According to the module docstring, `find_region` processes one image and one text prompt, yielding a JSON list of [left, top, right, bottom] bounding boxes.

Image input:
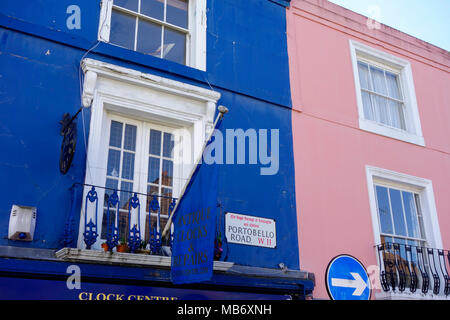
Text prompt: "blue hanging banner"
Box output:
[[170, 119, 223, 285]]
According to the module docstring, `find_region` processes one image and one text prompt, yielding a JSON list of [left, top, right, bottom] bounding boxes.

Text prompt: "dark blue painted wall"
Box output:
[[0, 29, 87, 249], [206, 0, 292, 107], [0, 0, 299, 269], [216, 91, 298, 268]]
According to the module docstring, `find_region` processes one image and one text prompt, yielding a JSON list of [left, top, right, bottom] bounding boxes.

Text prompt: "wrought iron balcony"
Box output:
[[376, 242, 450, 297], [64, 183, 176, 255]]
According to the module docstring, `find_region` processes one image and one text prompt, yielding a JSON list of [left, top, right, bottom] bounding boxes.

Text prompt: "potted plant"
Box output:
[[101, 242, 109, 252], [214, 235, 223, 261], [116, 238, 128, 253]]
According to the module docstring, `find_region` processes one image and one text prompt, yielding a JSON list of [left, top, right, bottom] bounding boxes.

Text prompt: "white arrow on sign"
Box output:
[[331, 272, 368, 296]]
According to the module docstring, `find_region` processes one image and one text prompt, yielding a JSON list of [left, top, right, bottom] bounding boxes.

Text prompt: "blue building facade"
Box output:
[[0, 0, 313, 299]]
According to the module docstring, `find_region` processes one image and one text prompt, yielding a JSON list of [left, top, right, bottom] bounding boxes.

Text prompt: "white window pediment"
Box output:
[[77, 58, 220, 249], [81, 58, 218, 118]]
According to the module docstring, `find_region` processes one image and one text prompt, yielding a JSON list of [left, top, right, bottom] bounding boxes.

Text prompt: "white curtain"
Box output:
[[358, 62, 374, 120], [358, 61, 406, 130], [385, 71, 401, 100]]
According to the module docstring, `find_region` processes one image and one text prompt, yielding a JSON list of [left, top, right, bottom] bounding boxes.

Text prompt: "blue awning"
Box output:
[[0, 246, 315, 299]]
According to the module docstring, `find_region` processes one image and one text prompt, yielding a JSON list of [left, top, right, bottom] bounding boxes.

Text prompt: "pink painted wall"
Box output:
[[287, 0, 450, 299]]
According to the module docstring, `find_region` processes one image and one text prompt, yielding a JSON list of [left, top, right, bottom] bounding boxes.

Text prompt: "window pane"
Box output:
[[104, 178, 119, 207], [147, 185, 160, 213], [144, 213, 150, 242], [107, 149, 121, 178], [118, 210, 129, 241], [387, 100, 406, 130], [161, 187, 172, 199], [372, 95, 389, 125], [406, 239, 422, 284], [147, 184, 159, 196], [386, 71, 401, 100], [114, 0, 139, 12], [370, 65, 388, 96], [136, 19, 162, 57], [160, 187, 173, 216], [121, 152, 135, 180], [110, 9, 136, 50], [162, 159, 173, 187], [402, 191, 421, 239], [361, 91, 374, 121], [357, 61, 371, 90], [140, 0, 164, 21], [149, 129, 162, 155], [103, 177, 119, 238], [166, 0, 188, 28], [149, 214, 158, 231], [149, 213, 160, 230], [163, 28, 186, 64], [381, 235, 393, 245], [159, 213, 169, 231], [393, 237, 408, 266], [415, 195, 426, 240], [389, 188, 407, 237], [124, 124, 137, 151], [101, 208, 116, 239], [163, 132, 174, 158], [105, 178, 119, 192], [109, 121, 123, 148], [148, 156, 160, 184], [120, 181, 133, 210], [376, 186, 393, 234]]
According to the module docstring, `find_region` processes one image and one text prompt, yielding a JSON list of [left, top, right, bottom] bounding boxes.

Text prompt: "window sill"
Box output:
[[375, 291, 450, 300], [359, 118, 425, 146], [55, 248, 234, 272]]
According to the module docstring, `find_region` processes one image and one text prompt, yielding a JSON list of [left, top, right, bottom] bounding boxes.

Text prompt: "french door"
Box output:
[[100, 113, 182, 243]]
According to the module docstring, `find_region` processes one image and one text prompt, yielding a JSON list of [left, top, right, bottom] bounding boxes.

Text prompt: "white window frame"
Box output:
[[350, 40, 424, 146], [77, 58, 220, 249], [366, 166, 442, 250], [99, 113, 182, 242], [98, 0, 207, 71], [365, 166, 446, 299]]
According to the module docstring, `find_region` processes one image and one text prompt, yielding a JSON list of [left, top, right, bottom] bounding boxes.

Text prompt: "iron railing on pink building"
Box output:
[[376, 242, 450, 296]]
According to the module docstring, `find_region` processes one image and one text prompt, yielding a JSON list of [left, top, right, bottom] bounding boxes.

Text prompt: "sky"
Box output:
[[328, 0, 450, 52]]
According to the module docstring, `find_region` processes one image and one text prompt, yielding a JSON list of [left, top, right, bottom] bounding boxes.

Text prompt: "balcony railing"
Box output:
[[376, 242, 450, 297], [64, 183, 177, 255]]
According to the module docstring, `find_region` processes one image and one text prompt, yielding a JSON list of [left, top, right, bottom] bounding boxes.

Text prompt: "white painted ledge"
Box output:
[[55, 248, 234, 272]]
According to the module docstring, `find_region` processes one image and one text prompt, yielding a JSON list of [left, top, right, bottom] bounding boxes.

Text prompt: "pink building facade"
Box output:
[[287, 0, 450, 299]]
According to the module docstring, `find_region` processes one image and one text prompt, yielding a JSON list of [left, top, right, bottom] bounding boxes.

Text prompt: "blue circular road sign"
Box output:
[[325, 254, 371, 300]]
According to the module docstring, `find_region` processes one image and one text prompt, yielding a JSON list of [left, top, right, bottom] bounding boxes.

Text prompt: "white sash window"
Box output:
[[98, 0, 207, 70], [350, 40, 424, 146]]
